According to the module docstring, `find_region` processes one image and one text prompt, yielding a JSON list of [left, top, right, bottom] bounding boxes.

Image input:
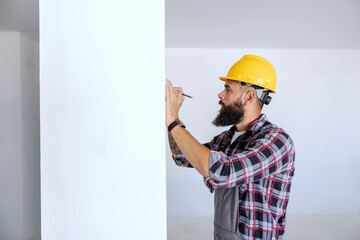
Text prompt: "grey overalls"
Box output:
[[213, 129, 246, 240], [212, 129, 284, 240], [214, 186, 244, 240]]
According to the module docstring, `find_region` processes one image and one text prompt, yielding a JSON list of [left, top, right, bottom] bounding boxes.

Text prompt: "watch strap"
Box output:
[[168, 119, 185, 133]]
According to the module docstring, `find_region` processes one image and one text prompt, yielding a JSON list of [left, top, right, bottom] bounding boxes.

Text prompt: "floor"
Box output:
[[168, 215, 360, 240]]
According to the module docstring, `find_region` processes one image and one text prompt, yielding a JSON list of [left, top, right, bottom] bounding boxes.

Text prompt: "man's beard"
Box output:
[[212, 99, 244, 127]]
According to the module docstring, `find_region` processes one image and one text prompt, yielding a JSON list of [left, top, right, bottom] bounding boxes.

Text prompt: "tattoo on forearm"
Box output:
[[168, 133, 181, 156]]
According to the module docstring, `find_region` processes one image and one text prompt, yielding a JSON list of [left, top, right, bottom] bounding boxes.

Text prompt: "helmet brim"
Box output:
[[219, 76, 227, 81]]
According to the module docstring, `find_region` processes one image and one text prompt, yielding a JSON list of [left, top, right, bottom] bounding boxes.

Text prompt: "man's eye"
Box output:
[[226, 88, 230, 92]]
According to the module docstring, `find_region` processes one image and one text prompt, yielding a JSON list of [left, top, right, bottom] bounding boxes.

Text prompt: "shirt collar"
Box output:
[[248, 114, 268, 135], [227, 114, 268, 137]]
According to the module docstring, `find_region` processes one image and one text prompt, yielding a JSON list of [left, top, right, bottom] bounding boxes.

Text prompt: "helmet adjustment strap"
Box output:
[[259, 92, 272, 105], [239, 81, 272, 105]]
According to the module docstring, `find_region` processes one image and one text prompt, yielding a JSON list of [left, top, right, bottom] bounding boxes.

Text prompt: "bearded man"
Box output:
[[165, 55, 295, 240]]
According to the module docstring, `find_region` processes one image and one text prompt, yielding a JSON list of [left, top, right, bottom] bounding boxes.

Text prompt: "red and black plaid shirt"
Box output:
[[173, 114, 295, 240]]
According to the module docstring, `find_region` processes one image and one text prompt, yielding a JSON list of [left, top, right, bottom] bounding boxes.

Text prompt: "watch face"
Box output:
[[178, 120, 185, 127]]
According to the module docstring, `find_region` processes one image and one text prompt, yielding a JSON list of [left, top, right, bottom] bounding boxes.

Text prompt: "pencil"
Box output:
[[182, 93, 193, 99]]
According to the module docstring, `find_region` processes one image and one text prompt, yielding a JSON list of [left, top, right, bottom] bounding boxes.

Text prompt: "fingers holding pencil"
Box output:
[[166, 79, 193, 99], [173, 86, 193, 99]]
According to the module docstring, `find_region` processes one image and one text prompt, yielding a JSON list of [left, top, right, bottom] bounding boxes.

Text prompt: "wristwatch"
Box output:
[[168, 119, 186, 133]]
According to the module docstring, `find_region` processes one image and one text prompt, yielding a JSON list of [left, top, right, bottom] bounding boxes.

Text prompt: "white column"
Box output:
[[40, 0, 166, 239]]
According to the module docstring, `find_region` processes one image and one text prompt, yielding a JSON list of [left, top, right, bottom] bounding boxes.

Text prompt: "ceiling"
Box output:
[[166, 0, 360, 48], [1, 0, 359, 48], [0, 0, 39, 40]]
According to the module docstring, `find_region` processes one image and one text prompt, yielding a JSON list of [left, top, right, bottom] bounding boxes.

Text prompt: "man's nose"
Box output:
[[218, 90, 225, 100]]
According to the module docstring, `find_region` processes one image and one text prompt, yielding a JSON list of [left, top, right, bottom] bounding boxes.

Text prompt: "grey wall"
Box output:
[[0, 31, 22, 240], [165, 48, 360, 217], [0, 31, 40, 240], [20, 33, 40, 240]]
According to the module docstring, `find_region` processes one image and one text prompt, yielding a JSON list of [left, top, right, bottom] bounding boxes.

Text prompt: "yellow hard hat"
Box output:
[[219, 55, 276, 93]]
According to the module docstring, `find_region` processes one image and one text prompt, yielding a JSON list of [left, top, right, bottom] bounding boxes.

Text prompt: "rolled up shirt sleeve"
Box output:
[[172, 142, 212, 168], [172, 151, 193, 168], [204, 129, 295, 192]]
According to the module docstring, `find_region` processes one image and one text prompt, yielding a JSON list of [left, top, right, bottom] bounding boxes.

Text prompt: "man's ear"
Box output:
[[243, 89, 255, 106]]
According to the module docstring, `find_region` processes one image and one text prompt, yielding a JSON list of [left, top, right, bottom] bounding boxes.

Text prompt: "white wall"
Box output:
[[40, 0, 166, 239], [0, 31, 40, 240], [166, 48, 360, 217]]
